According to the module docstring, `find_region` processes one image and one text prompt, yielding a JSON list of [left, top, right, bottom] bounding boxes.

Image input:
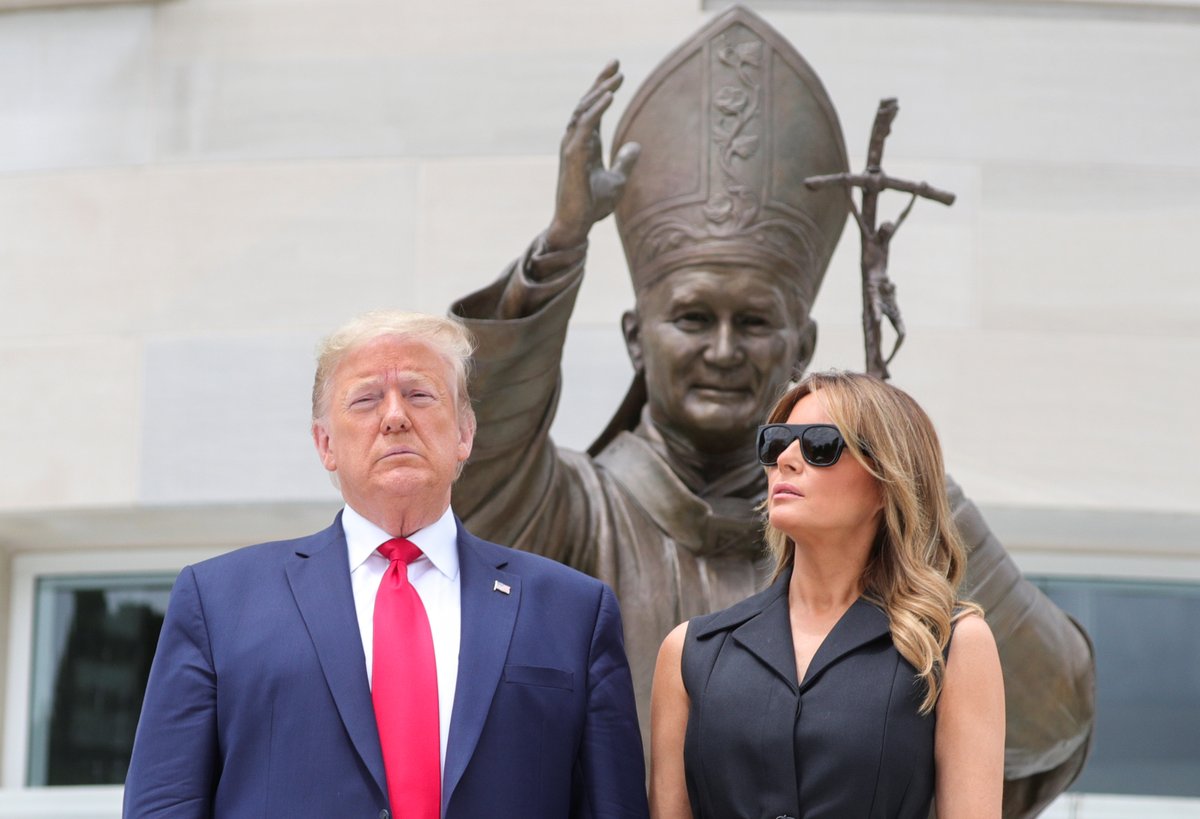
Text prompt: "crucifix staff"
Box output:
[[805, 97, 956, 380]]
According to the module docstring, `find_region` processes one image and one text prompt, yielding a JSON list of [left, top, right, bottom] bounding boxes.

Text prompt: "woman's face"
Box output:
[[766, 391, 884, 548]]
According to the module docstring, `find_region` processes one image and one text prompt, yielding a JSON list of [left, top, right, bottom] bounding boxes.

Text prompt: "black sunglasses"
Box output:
[[756, 423, 852, 467]]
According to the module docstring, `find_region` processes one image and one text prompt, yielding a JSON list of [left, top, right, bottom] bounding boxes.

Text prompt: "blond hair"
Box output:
[[312, 310, 476, 425], [764, 370, 979, 714]]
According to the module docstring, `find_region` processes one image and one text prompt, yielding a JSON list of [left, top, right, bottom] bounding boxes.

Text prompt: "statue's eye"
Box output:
[[674, 310, 710, 329]]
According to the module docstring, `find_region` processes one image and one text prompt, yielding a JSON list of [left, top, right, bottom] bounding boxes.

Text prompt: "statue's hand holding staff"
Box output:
[[543, 60, 641, 258]]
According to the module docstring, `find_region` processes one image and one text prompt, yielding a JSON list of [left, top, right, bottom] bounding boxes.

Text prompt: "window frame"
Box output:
[[2, 546, 220, 791], [1004, 518, 1200, 812], [1009, 544, 1200, 584]]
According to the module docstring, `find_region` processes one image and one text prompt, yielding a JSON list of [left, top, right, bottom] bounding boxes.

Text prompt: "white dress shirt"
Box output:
[[343, 504, 461, 779]]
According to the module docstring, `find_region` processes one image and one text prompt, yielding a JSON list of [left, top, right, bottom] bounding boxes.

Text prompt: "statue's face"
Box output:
[[625, 266, 812, 454]]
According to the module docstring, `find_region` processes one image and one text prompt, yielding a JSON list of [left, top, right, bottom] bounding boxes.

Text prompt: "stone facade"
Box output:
[[1, 0, 1198, 815]]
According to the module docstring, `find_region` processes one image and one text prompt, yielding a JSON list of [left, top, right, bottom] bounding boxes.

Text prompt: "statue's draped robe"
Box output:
[[452, 243, 1094, 818]]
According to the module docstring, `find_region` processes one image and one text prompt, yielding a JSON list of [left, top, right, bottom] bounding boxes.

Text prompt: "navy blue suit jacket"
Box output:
[[123, 515, 648, 818]]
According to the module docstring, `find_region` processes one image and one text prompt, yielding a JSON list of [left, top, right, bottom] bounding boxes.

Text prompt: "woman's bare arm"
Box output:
[[649, 622, 694, 819], [935, 613, 1006, 818]]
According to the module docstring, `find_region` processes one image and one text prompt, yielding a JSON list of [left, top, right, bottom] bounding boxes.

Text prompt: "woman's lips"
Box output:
[[772, 482, 803, 498]]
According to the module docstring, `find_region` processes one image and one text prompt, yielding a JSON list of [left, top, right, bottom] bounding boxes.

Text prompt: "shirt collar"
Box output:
[[342, 503, 460, 581]]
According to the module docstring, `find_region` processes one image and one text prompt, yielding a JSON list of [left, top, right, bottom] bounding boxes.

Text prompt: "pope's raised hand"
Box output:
[[544, 60, 641, 254]]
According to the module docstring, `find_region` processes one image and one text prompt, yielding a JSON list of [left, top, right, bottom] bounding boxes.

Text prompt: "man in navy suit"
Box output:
[[123, 311, 648, 819]]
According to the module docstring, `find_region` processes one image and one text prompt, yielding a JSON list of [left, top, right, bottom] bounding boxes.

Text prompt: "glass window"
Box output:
[[27, 574, 174, 786], [1032, 577, 1200, 797]]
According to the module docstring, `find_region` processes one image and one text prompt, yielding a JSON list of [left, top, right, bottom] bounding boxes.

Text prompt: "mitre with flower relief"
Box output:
[[612, 5, 850, 310]]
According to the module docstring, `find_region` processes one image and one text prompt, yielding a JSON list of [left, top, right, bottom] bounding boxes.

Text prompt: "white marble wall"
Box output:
[[1, 0, 1198, 807], [0, 7, 1194, 504]]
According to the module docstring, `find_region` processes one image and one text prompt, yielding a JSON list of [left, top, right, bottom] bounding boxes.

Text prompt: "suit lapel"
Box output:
[[442, 523, 519, 814], [285, 517, 387, 802]]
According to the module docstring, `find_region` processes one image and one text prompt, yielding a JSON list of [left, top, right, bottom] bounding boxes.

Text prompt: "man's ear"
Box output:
[[312, 421, 336, 472], [457, 408, 477, 463], [621, 309, 644, 373], [793, 319, 818, 379]]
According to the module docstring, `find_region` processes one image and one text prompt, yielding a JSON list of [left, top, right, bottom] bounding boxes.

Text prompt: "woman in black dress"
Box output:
[[650, 371, 1004, 819]]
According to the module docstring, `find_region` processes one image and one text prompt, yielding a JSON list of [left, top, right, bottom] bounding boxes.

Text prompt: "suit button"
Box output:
[[379, 811, 390, 819]]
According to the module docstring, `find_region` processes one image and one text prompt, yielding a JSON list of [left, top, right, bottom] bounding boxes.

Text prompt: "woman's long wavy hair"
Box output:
[[764, 370, 980, 714]]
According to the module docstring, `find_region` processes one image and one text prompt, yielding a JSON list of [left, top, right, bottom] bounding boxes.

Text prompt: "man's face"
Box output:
[[625, 266, 810, 454], [312, 335, 474, 530]]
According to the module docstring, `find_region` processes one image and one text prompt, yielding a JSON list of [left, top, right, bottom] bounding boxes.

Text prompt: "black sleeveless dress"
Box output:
[[681, 572, 936, 819]]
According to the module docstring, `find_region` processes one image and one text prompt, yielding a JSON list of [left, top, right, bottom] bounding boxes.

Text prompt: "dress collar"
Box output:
[[693, 570, 892, 693]]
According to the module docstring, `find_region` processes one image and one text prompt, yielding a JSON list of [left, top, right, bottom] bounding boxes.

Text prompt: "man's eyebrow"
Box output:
[[343, 376, 384, 394], [664, 293, 706, 309], [739, 298, 784, 312], [397, 371, 441, 386]]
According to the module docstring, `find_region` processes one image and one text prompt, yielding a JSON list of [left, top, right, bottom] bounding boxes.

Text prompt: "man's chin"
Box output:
[[677, 406, 760, 447], [367, 468, 435, 496]]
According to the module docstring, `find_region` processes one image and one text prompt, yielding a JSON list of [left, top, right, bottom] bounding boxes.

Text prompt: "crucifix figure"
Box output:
[[806, 98, 956, 380]]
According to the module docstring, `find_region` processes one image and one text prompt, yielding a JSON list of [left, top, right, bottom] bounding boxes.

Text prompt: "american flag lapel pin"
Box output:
[[493, 580, 511, 595]]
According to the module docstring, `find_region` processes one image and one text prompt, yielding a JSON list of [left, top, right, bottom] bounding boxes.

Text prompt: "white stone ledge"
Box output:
[[1044, 793, 1200, 818], [720, 0, 1200, 18], [980, 504, 1200, 557], [0, 501, 342, 555], [0, 787, 121, 819], [0, 0, 154, 9]]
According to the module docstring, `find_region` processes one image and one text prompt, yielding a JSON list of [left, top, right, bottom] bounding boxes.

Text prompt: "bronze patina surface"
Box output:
[[451, 8, 1094, 816]]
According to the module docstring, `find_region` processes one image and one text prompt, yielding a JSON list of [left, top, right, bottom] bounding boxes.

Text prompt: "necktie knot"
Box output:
[[378, 537, 422, 566]]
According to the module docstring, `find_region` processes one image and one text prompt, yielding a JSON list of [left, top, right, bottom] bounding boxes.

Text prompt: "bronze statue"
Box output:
[[805, 97, 956, 380], [450, 8, 1093, 817]]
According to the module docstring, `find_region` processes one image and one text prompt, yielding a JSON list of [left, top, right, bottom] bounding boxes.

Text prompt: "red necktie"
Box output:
[[373, 538, 441, 819]]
